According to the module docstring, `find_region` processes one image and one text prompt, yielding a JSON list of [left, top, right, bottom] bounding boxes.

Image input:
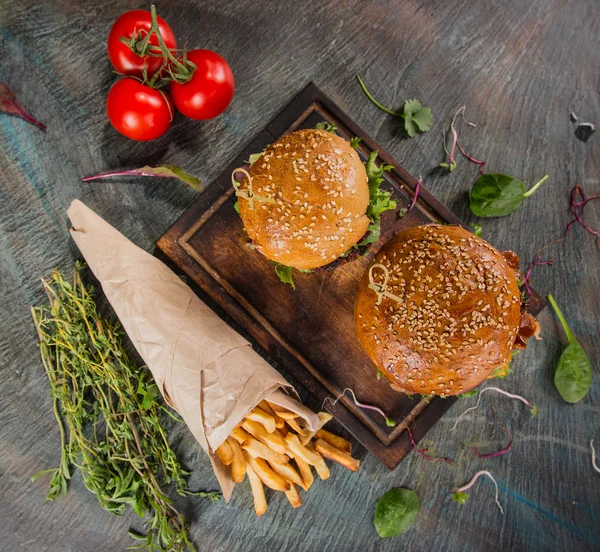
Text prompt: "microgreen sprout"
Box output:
[[408, 176, 423, 212], [522, 255, 554, 295], [451, 387, 537, 431], [533, 184, 600, 258], [440, 106, 482, 173], [0, 82, 47, 131], [325, 388, 396, 427], [406, 427, 454, 464], [473, 425, 513, 458], [591, 440, 600, 474], [453, 470, 504, 514], [82, 164, 204, 191]]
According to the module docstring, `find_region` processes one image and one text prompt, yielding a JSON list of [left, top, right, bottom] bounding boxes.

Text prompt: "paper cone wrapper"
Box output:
[[67, 199, 322, 500]]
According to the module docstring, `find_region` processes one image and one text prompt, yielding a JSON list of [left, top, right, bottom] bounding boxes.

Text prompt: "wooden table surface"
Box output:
[[1, 1, 598, 551]]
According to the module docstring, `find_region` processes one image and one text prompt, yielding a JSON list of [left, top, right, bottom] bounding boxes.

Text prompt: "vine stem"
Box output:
[[456, 470, 504, 514]]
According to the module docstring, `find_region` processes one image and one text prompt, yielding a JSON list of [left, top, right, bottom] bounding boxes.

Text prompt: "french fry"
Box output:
[[293, 456, 314, 491], [267, 402, 298, 420], [305, 441, 330, 480], [246, 407, 277, 433], [215, 439, 234, 466], [243, 437, 289, 465], [243, 419, 286, 454], [258, 400, 275, 416], [268, 459, 304, 488], [315, 429, 352, 454], [244, 451, 290, 491], [228, 437, 246, 483], [277, 424, 289, 438], [300, 411, 334, 445], [284, 433, 322, 466], [245, 459, 267, 516], [231, 426, 251, 445], [286, 417, 307, 436], [314, 438, 360, 472], [284, 482, 302, 508], [274, 414, 285, 428], [317, 411, 333, 425]]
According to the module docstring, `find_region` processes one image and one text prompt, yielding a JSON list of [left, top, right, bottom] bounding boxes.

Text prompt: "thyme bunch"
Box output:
[[30, 263, 220, 551]]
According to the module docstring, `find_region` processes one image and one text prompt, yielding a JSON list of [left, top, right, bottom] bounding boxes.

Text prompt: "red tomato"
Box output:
[[106, 79, 174, 141], [169, 50, 234, 120], [107, 10, 176, 78]]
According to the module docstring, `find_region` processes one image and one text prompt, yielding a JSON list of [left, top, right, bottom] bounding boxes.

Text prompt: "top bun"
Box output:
[[354, 225, 526, 396], [237, 129, 370, 270]]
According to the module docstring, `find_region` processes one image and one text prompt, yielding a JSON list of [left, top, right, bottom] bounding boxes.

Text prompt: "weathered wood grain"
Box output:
[[0, 0, 598, 551]]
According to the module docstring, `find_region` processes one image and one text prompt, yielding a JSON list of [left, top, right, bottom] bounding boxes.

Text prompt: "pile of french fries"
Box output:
[[215, 400, 360, 515]]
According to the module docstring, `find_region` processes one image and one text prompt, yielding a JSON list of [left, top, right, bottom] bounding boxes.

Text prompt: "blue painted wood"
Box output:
[[0, 1, 598, 551]]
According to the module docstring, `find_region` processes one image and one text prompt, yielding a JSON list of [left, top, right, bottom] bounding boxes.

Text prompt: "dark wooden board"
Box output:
[[157, 83, 544, 469]]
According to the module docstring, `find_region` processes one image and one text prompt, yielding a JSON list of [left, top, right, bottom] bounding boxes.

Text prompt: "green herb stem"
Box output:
[[31, 264, 219, 550], [547, 293, 574, 342], [356, 75, 403, 117], [523, 174, 549, 197]]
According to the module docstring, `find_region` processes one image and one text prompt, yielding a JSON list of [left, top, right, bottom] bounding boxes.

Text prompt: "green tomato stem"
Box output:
[[547, 293, 575, 343], [356, 75, 403, 117], [149, 5, 188, 75], [523, 174, 549, 197]]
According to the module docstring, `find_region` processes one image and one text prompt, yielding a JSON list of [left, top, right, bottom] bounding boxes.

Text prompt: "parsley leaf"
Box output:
[[402, 99, 434, 138], [274, 264, 296, 289], [315, 121, 337, 134]]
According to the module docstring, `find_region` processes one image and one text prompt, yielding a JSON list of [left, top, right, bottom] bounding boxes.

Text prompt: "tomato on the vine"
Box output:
[[106, 78, 174, 141], [169, 50, 234, 120], [107, 10, 176, 78]]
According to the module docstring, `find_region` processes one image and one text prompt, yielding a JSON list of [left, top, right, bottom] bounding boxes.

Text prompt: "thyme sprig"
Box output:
[[30, 263, 220, 551]]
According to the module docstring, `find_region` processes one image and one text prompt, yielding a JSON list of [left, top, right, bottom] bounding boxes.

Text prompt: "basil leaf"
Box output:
[[548, 294, 592, 403], [469, 174, 548, 217], [374, 488, 419, 538]]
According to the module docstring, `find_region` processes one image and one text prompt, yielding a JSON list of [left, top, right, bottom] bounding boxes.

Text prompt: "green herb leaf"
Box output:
[[376, 369, 383, 381], [473, 224, 483, 237], [233, 201, 240, 214], [452, 491, 469, 505], [547, 294, 592, 403], [350, 136, 362, 148], [457, 389, 478, 398], [361, 151, 396, 244], [385, 417, 396, 427], [31, 264, 219, 550], [248, 152, 263, 166], [469, 174, 549, 217], [274, 264, 296, 289], [374, 488, 419, 538], [401, 99, 434, 138], [315, 121, 337, 134], [397, 208, 408, 219]]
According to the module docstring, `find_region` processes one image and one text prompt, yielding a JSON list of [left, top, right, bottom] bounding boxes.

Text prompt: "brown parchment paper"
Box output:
[[67, 199, 322, 501]]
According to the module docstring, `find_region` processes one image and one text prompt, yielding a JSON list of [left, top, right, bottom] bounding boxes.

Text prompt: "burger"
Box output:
[[233, 125, 396, 286], [354, 224, 540, 396]]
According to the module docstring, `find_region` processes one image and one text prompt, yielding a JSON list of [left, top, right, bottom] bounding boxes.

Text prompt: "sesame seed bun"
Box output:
[[237, 129, 370, 270], [354, 224, 526, 396]]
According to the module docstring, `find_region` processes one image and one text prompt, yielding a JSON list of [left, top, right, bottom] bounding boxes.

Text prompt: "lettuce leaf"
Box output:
[[362, 151, 396, 244], [274, 264, 295, 289]]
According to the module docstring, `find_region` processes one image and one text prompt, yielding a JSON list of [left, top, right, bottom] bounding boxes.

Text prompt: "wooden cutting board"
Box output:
[[156, 83, 545, 469]]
